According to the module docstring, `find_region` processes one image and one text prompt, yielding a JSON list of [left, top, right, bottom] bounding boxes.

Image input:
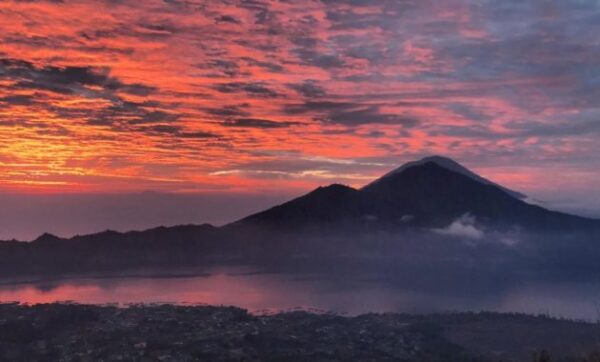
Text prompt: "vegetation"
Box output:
[[1, 303, 600, 361]]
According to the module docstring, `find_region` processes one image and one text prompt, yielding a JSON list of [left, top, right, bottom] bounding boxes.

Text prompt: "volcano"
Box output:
[[234, 156, 599, 232]]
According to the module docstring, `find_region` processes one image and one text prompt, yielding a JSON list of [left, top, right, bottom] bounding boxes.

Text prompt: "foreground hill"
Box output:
[[1, 303, 599, 362]]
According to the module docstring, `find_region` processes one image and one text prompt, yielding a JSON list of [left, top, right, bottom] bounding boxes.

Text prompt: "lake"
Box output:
[[1, 266, 600, 321]]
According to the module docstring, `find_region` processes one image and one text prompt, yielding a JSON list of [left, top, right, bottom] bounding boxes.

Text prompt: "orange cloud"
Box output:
[[0, 0, 599, 198]]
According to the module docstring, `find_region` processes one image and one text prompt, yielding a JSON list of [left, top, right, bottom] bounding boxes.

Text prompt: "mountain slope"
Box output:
[[233, 184, 364, 231], [362, 161, 594, 229]]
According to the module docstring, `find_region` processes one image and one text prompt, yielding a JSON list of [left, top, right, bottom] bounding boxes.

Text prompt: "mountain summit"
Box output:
[[235, 156, 597, 232], [363, 156, 526, 200]]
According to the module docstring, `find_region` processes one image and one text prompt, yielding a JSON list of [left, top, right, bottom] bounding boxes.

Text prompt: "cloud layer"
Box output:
[[0, 0, 599, 211]]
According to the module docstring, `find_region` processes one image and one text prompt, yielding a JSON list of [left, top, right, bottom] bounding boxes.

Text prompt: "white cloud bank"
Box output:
[[434, 213, 484, 240]]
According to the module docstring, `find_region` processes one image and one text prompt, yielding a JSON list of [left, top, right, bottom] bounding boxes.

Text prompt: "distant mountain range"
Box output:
[[1, 156, 599, 277]]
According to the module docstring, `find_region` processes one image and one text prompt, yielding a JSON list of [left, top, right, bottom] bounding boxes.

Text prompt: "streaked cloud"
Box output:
[[0, 0, 598, 208]]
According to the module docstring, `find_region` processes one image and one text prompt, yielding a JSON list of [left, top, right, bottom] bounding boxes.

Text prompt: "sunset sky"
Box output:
[[1, 0, 600, 239]]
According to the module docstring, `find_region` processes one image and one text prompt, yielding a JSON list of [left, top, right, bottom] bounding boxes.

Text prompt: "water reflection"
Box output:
[[1, 267, 600, 321]]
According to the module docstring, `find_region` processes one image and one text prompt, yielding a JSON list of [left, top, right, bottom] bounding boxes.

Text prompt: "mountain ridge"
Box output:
[[2, 155, 599, 277], [4, 155, 600, 243]]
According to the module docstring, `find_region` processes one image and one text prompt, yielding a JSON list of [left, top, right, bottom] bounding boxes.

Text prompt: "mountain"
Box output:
[[2, 155, 599, 277], [234, 156, 599, 232]]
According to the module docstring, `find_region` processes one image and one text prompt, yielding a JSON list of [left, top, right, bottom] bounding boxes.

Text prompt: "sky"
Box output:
[[1, 0, 600, 240]]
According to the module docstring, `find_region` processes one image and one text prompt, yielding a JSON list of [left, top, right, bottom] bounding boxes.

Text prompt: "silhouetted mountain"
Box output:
[[234, 156, 599, 232], [364, 161, 598, 230], [1, 155, 599, 277]]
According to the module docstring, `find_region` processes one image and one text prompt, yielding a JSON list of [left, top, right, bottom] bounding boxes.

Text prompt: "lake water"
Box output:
[[1, 266, 600, 321]]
